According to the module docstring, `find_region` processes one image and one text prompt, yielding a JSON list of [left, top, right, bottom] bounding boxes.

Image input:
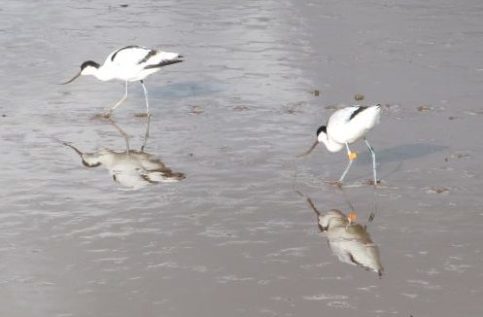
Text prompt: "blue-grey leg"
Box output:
[[140, 80, 150, 115], [106, 81, 128, 116], [364, 138, 378, 185], [338, 143, 354, 183]]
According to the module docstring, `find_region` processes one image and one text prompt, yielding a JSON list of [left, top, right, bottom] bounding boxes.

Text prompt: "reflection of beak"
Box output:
[[62, 142, 83, 157], [62, 142, 101, 168], [60, 70, 81, 85], [297, 140, 319, 158]]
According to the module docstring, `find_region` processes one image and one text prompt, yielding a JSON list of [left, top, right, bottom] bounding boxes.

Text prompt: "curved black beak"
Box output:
[[60, 70, 81, 85], [297, 140, 319, 158]]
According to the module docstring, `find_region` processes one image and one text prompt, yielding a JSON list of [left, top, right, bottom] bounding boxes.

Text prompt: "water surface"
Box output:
[[1, 1, 483, 316]]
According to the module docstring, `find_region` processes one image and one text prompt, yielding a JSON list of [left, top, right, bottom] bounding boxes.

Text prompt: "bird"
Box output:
[[299, 104, 382, 185], [304, 196, 383, 277], [61, 45, 183, 117]]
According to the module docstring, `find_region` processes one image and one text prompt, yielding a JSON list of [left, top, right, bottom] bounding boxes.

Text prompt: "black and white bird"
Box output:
[[62, 45, 183, 117], [300, 104, 382, 185]]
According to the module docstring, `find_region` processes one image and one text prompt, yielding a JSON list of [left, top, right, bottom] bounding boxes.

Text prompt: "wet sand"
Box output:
[[1, 1, 483, 316]]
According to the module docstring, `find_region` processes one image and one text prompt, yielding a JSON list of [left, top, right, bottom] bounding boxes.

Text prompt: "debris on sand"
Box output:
[[283, 101, 306, 114], [233, 105, 249, 112], [426, 187, 450, 194], [444, 152, 470, 162], [417, 105, 433, 112], [325, 104, 339, 110], [189, 105, 204, 115]]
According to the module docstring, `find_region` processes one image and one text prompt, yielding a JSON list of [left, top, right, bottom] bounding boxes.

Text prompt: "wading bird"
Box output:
[[299, 104, 382, 185], [62, 45, 183, 117]]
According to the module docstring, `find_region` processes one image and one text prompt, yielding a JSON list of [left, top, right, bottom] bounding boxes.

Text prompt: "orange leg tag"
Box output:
[[347, 211, 358, 224], [348, 151, 358, 161]]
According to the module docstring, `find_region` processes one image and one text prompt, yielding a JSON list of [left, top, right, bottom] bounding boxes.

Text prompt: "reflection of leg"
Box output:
[[141, 115, 151, 152], [105, 81, 128, 116], [108, 118, 131, 152], [140, 80, 150, 115], [364, 138, 377, 185], [338, 143, 354, 183], [338, 186, 356, 213]]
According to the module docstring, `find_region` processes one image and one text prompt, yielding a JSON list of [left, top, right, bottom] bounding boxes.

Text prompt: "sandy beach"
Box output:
[[1, 1, 483, 316]]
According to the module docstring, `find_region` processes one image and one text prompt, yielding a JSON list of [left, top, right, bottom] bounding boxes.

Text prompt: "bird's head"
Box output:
[[62, 142, 102, 168], [316, 125, 328, 143], [61, 60, 100, 84], [297, 125, 327, 157], [80, 153, 102, 168], [318, 209, 345, 231], [80, 60, 100, 75]]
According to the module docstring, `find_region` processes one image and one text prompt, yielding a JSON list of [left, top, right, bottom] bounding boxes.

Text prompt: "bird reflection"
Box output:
[[62, 117, 185, 189], [304, 195, 383, 277]]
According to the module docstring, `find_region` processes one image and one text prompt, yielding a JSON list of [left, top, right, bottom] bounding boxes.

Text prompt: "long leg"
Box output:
[[364, 138, 378, 185], [140, 80, 150, 115], [105, 81, 128, 116], [338, 143, 354, 183]]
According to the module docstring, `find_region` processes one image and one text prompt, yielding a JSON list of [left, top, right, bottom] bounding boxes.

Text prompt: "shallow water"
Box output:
[[1, 0, 483, 316]]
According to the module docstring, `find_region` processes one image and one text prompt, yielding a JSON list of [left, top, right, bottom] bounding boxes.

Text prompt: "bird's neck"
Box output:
[[92, 66, 115, 81], [318, 134, 344, 152]]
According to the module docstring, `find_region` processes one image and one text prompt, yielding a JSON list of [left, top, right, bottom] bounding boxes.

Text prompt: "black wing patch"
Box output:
[[141, 174, 158, 184], [111, 45, 140, 61], [144, 59, 183, 69], [348, 252, 365, 268], [349, 106, 368, 121], [138, 49, 157, 64]]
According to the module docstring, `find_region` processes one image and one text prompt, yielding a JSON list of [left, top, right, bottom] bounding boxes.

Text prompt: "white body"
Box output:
[[86, 46, 182, 82], [319, 210, 383, 276], [318, 105, 381, 152]]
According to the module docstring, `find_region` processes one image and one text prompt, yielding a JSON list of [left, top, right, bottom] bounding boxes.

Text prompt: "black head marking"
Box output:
[[82, 159, 101, 168], [80, 60, 100, 70], [316, 125, 327, 137]]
